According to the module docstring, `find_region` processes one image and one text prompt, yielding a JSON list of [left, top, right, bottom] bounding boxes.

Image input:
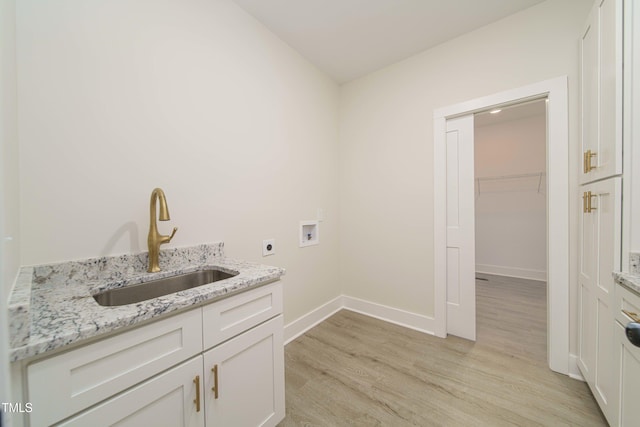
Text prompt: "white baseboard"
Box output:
[[342, 295, 436, 335], [284, 294, 436, 345], [476, 264, 547, 282], [284, 296, 344, 344], [568, 353, 585, 381]]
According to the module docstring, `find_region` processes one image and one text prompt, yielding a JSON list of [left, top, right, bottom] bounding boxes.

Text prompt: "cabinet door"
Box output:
[[616, 321, 640, 426], [58, 356, 205, 427], [580, 0, 623, 184], [204, 315, 284, 427], [577, 177, 621, 425]]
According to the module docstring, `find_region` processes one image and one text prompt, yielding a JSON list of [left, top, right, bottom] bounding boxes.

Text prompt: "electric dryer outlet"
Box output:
[[263, 239, 275, 256]]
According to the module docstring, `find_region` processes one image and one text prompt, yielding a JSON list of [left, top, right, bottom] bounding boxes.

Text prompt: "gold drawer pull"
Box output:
[[623, 310, 640, 323], [194, 375, 201, 412], [584, 150, 597, 173], [587, 191, 596, 212], [583, 191, 597, 214], [212, 364, 219, 399]]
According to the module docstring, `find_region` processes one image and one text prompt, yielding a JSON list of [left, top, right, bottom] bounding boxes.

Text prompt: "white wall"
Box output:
[[1, 0, 19, 413], [339, 0, 590, 354], [475, 113, 547, 281], [1, 0, 19, 298], [16, 0, 341, 324]]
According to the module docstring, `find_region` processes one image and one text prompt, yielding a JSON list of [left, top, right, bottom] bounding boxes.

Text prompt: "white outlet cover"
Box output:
[[263, 239, 275, 256]]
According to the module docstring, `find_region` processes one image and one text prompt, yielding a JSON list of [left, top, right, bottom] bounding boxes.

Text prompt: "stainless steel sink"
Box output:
[[93, 268, 238, 307]]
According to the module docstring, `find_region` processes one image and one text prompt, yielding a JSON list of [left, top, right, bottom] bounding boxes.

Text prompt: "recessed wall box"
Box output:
[[299, 220, 319, 247]]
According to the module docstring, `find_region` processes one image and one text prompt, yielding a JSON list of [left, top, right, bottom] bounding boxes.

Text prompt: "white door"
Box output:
[[577, 177, 621, 425], [445, 115, 476, 341], [204, 315, 285, 427]]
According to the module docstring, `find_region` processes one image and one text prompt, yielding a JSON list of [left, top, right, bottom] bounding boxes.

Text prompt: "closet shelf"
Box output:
[[475, 172, 546, 196]]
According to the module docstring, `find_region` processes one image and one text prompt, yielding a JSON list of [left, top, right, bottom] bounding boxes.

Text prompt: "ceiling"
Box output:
[[231, 0, 546, 83]]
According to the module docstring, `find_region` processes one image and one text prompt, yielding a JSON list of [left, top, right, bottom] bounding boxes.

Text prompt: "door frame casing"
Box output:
[[433, 76, 570, 375]]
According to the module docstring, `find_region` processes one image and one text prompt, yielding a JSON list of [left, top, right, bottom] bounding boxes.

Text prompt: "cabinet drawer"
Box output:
[[615, 282, 640, 326], [28, 309, 203, 427], [202, 281, 282, 349]]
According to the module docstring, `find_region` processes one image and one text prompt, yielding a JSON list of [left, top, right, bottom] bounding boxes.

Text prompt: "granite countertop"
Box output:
[[613, 253, 640, 296], [613, 271, 640, 296], [7, 242, 285, 362]]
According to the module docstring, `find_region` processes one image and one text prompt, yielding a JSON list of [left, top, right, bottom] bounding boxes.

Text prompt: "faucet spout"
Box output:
[[148, 188, 178, 272]]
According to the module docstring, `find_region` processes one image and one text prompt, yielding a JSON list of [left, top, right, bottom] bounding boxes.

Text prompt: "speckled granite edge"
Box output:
[[614, 271, 640, 295], [613, 252, 640, 296], [8, 242, 286, 362], [8, 267, 33, 348], [630, 252, 640, 275]]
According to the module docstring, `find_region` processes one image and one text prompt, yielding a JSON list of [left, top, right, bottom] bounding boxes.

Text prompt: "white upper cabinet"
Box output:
[[580, 0, 623, 184]]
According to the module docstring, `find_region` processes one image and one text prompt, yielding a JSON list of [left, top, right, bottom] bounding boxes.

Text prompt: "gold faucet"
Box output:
[[147, 188, 178, 272]]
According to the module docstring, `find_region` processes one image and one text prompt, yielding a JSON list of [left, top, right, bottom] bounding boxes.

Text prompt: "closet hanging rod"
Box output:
[[475, 171, 546, 196], [475, 171, 545, 181]]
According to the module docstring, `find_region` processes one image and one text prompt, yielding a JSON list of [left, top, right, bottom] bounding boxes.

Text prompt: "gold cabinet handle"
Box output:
[[583, 191, 597, 213], [194, 375, 201, 412], [588, 191, 596, 212], [212, 364, 219, 399], [623, 310, 640, 323], [584, 150, 597, 173]]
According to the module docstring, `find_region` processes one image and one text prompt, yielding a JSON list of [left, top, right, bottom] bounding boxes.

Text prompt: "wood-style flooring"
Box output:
[[278, 274, 607, 426]]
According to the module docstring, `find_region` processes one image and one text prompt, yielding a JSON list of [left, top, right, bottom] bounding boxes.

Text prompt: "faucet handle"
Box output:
[[168, 227, 178, 242]]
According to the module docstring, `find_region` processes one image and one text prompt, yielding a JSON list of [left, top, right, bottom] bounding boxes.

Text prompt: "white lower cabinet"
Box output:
[[614, 283, 640, 426], [615, 321, 640, 426], [20, 281, 284, 427], [60, 315, 284, 427], [204, 316, 284, 427]]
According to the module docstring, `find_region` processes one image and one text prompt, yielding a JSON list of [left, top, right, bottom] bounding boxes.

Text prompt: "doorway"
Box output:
[[474, 99, 548, 362], [474, 100, 547, 282], [433, 77, 570, 375]]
